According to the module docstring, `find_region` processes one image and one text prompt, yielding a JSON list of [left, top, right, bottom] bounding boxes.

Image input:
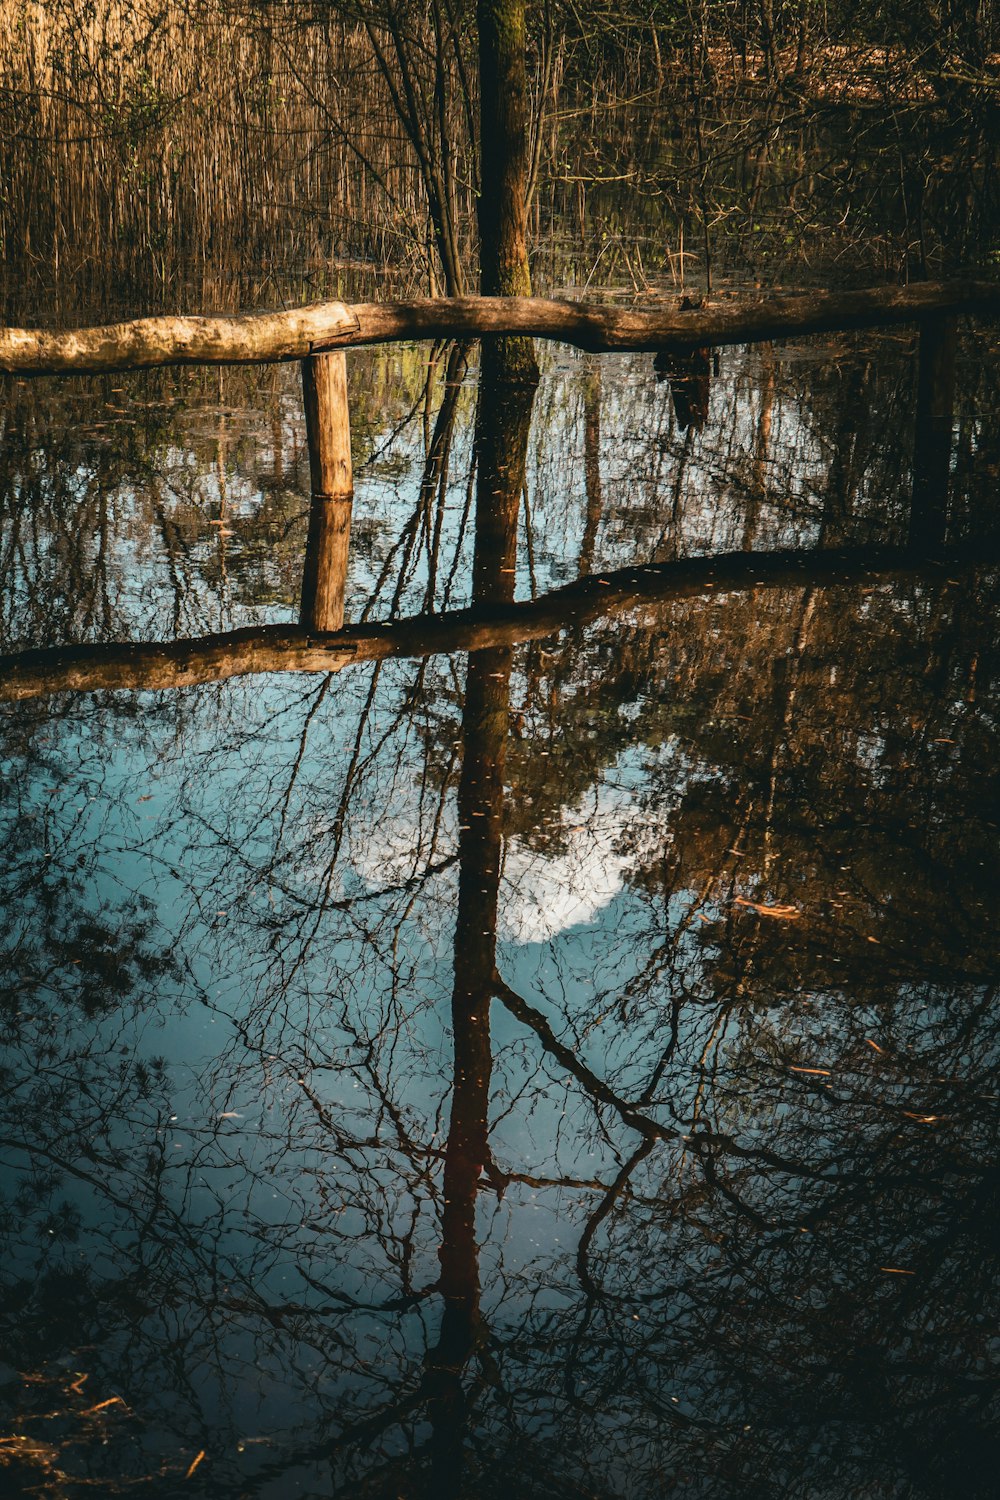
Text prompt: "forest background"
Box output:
[[1, 0, 997, 322]]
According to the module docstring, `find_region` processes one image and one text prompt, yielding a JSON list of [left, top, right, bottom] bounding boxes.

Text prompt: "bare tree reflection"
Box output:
[[1, 339, 999, 1497]]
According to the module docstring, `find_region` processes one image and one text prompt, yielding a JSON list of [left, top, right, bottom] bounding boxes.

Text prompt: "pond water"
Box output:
[[2, 282, 1000, 1495]]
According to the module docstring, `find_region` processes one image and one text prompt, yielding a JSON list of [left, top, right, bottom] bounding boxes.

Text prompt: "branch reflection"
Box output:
[[0, 336, 998, 1499]]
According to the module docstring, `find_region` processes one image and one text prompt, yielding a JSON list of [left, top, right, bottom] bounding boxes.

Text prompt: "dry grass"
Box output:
[[0, 3, 993, 315], [0, 0, 474, 306]]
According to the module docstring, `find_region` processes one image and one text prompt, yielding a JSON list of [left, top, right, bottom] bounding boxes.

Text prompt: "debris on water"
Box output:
[[185, 1449, 206, 1479], [82, 1396, 126, 1415], [734, 897, 800, 919]]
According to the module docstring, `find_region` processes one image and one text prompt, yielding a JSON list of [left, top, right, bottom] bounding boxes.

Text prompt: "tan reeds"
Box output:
[[0, 0, 479, 311]]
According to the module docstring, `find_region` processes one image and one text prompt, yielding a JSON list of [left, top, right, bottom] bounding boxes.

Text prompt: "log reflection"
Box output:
[[3, 543, 995, 703], [654, 345, 713, 432]]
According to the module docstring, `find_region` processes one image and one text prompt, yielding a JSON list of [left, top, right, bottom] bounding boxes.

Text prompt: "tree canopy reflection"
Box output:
[[1, 345, 998, 1497]]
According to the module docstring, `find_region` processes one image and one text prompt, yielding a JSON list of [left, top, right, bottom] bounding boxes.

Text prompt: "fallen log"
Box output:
[[328, 282, 1000, 355], [1, 282, 998, 376], [0, 300, 359, 376], [1, 542, 994, 701]]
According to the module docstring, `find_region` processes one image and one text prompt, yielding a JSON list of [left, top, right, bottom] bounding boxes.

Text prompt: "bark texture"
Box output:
[[3, 283, 998, 375], [476, 0, 538, 381], [0, 301, 358, 375]]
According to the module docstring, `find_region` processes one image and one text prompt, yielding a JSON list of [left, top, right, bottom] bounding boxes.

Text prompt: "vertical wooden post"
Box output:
[[300, 351, 353, 631], [910, 315, 957, 549]]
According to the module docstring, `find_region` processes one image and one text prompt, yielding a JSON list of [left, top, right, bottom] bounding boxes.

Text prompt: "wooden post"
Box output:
[[300, 351, 353, 631], [910, 315, 957, 549]]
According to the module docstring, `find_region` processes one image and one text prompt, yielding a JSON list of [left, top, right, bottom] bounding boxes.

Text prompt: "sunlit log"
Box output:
[[3, 283, 999, 375], [300, 352, 354, 632], [1, 543, 994, 702], [0, 301, 359, 375]]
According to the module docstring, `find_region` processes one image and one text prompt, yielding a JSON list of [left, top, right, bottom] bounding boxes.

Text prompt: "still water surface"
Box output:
[[1, 306, 999, 1496]]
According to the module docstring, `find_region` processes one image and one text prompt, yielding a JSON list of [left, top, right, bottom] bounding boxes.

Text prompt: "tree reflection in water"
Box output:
[[427, 348, 536, 1494], [0, 338, 998, 1498]]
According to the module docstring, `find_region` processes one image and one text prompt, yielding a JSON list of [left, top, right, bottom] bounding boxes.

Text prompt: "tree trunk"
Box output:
[[579, 361, 603, 574], [476, 0, 538, 383]]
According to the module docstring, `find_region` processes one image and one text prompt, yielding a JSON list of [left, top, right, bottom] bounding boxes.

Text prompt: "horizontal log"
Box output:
[[0, 301, 359, 376], [0, 542, 993, 701], [327, 282, 1000, 356], [2, 282, 998, 376]]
